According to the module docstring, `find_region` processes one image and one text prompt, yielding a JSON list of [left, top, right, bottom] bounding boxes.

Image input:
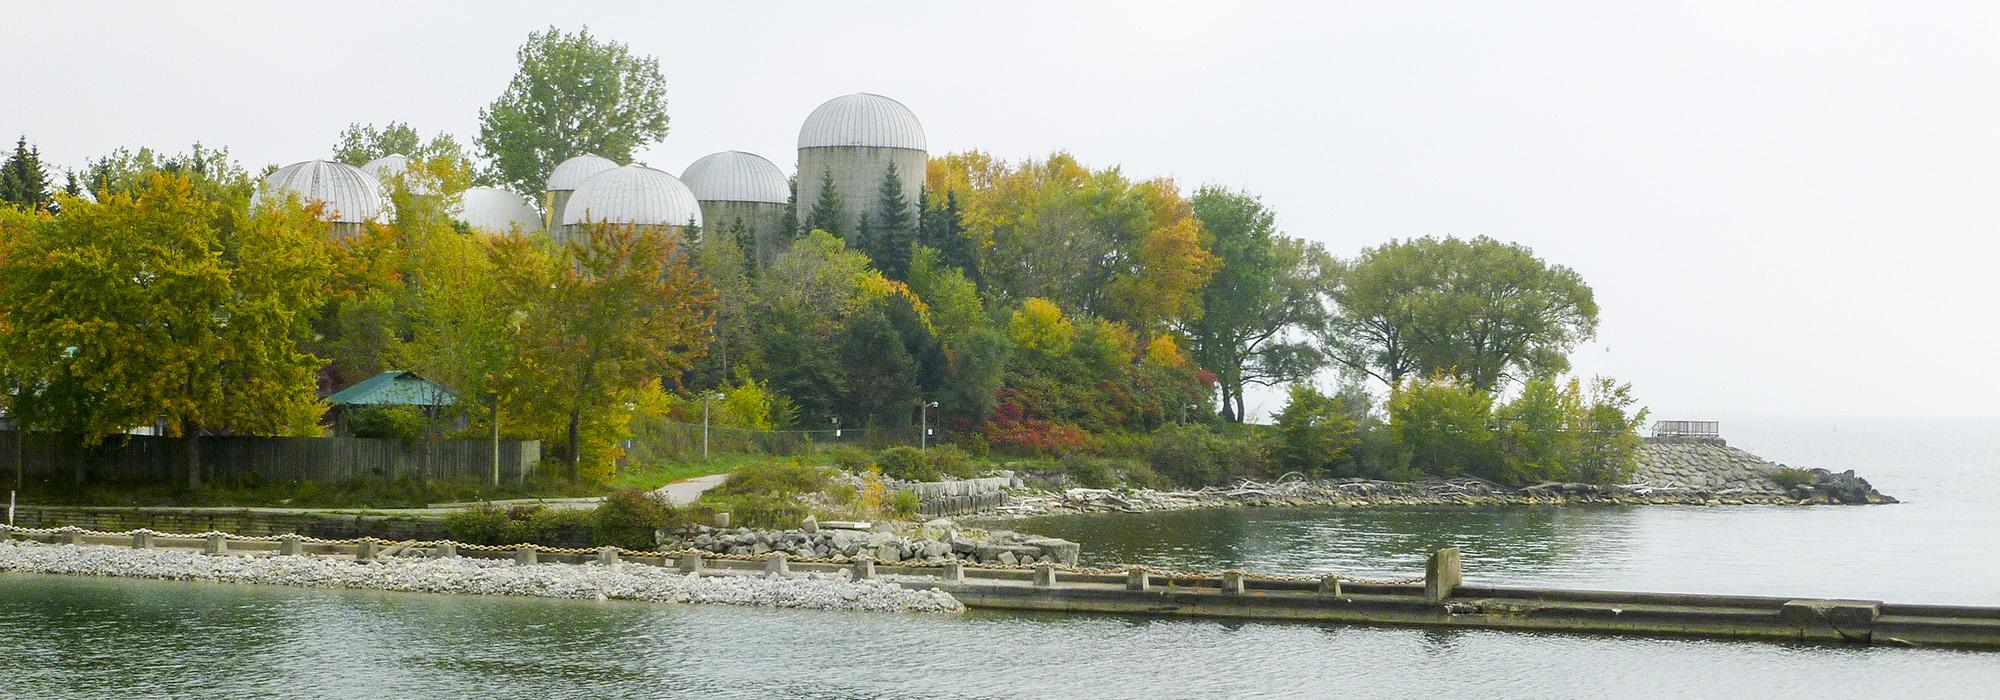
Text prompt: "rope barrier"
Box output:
[[0, 523, 1426, 586]]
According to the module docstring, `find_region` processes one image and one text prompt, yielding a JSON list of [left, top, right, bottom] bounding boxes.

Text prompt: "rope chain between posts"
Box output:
[[0, 524, 1425, 585]]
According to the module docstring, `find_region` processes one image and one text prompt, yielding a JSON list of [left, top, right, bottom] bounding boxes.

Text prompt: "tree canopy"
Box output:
[[476, 26, 671, 197]]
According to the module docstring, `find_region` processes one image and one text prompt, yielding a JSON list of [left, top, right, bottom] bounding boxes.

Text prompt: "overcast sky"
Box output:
[[6, 1, 1995, 420]]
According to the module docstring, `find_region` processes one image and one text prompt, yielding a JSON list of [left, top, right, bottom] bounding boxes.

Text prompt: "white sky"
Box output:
[[7, 1, 1996, 420]]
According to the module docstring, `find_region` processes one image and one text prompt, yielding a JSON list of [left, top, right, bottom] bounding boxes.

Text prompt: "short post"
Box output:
[[278, 535, 303, 557], [431, 542, 457, 559], [712, 512, 731, 529], [940, 559, 964, 583], [1320, 574, 1343, 597], [765, 552, 789, 577], [1220, 570, 1246, 595], [514, 546, 537, 565], [852, 557, 875, 580], [598, 547, 620, 566], [678, 552, 705, 573], [203, 533, 227, 556], [355, 540, 378, 562], [130, 531, 154, 549], [1426, 547, 1462, 602], [1033, 563, 1057, 588], [1126, 565, 1151, 591], [60, 527, 83, 545]]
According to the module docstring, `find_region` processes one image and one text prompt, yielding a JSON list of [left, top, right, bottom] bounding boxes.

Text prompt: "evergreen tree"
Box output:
[[731, 216, 757, 278], [0, 136, 51, 211], [803, 167, 845, 238], [867, 163, 915, 280], [781, 175, 801, 241]]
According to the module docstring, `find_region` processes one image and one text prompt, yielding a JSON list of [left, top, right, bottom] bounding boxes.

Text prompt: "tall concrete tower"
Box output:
[[795, 93, 926, 237], [681, 150, 791, 263], [543, 154, 618, 231], [557, 164, 704, 246]]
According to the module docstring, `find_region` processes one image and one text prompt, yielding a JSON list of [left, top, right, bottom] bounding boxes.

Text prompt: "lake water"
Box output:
[[3, 415, 1997, 699]]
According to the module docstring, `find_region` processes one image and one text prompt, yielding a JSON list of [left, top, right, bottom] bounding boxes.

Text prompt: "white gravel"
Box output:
[[0, 540, 963, 614]]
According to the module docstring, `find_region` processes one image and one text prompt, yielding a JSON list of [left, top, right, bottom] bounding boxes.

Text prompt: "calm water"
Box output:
[[3, 415, 1997, 698]]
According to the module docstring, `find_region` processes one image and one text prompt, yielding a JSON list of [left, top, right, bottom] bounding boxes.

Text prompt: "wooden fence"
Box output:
[[0, 431, 540, 484]]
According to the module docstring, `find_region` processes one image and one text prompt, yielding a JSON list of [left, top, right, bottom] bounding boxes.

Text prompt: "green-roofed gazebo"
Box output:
[[326, 371, 458, 437]]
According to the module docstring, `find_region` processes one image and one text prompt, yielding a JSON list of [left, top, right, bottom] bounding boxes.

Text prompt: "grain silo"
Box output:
[[253, 159, 389, 238], [543, 154, 619, 230], [796, 93, 925, 237], [453, 186, 543, 235], [558, 164, 704, 245], [359, 153, 436, 197], [681, 150, 791, 262]]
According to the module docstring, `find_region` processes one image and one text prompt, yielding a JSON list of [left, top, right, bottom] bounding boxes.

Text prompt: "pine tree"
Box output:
[[781, 175, 802, 242], [803, 167, 845, 238], [919, 187, 978, 286], [868, 163, 915, 279], [0, 136, 51, 211]]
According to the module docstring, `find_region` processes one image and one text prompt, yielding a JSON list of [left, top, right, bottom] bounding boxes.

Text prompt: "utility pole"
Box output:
[[702, 392, 724, 459], [920, 401, 938, 451], [489, 393, 501, 488]]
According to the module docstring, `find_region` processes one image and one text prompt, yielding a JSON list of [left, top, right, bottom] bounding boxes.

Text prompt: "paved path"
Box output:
[[651, 474, 729, 506]]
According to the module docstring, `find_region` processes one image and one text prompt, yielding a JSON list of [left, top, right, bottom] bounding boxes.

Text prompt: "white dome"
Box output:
[[546, 154, 619, 192], [254, 160, 388, 224], [359, 154, 437, 196], [797, 93, 926, 151], [681, 151, 789, 204], [560, 165, 703, 228], [453, 187, 542, 234]]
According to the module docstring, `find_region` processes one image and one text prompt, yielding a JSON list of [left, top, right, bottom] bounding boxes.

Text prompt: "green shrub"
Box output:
[[346, 405, 430, 446], [1047, 455, 1152, 489], [709, 462, 831, 498], [830, 445, 874, 473], [704, 493, 812, 529], [1770, 467, 1816, 490], [875, 446, 938, 481], [443, 504, 592, 547], [1146, 424, 1269, 487], [928, 445, 977, 479], [590, 488, 685, 550], [889, 490, 922, 519]]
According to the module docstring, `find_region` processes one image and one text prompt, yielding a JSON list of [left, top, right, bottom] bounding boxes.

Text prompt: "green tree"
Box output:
[[906, 245, 985, 345], [802, 168, 845, 239], [936, 327, 1011, 427], [1320, 235, 1598, 391], [0, 136, 51, 211], [513, 221, 714, 475], [1574, 377, 1647, 484], [1387, 375, 1499, 480], [1493, 375, 1583, 484], [476, 26, 671, 197], [864, 163, 916, 279], [82, 144, 251, 207], [1182, 187, 1330, 421], [0, 174, 330, 487], [1271, 385, 1362, 476], [836, 301, 921, 427], [919, 188, 978, 285]]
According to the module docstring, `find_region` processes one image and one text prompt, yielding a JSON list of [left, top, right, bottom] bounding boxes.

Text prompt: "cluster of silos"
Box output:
[[679, 151, 789, 262]]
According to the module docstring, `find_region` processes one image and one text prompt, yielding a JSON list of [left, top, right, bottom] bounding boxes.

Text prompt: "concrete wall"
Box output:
[[698, 199, 790, 263], [796, 146, 924, 235]]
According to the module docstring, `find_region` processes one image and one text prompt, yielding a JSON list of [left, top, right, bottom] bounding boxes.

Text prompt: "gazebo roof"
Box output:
[[326, 371, 457, 407]]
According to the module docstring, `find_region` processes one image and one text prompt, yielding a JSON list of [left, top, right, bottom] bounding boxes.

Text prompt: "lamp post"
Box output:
[[920, 401, 939, 450], [702, 392, 724, 460]]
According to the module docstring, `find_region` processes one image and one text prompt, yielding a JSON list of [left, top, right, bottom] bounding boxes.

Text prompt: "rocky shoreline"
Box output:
[[0, 540, 963, 614], [664, 520, 1080, 567]]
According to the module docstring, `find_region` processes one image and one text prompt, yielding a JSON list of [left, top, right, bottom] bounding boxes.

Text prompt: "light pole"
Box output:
[[920, 401, 939, 450], [702, 392, 724, 460]]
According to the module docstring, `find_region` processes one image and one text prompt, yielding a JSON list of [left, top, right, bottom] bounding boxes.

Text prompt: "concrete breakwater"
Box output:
[[665, 521, 1080, 567], [988, 441, 1894, 518], [0, 534, 961, 614]]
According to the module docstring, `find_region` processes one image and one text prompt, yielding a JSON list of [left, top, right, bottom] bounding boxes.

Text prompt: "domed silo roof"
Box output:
[[254, 160, 389, 224], [453, 187, 542, 234], [360, 154, 434, 196], [681, 151, 789, 204], [546, 154, 620, 192], [560, 165, 704, 228], [797, 93, 926, 151]]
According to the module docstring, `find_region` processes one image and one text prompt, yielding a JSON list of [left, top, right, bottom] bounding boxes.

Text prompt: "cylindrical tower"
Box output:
[[681, 150, 791, 262], [253, 159, 389, 238], [359, 153, 437, 197], [796, 92, 926, 237], [544, 154, 619, 230], [454, 186, 543, 235], [558, 165, 704, 245]]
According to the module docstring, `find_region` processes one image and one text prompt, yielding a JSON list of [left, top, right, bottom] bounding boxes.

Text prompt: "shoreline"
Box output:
[[976, 475, 1896, 520], [0, 539, 963, 614]]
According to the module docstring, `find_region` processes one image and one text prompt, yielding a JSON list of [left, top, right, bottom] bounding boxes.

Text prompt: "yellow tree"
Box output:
[[0, 174, 330, 487]]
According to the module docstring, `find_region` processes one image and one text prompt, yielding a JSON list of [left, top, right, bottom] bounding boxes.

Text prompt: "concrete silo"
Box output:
[[558, 165, 704, 245], [796, 92, 926, 237], [543, 154, 619, 230], [453, 186, 543, 235], [359, 153, 437, 197], [253, 160, 390, 238], [681, 150, 791, 262]]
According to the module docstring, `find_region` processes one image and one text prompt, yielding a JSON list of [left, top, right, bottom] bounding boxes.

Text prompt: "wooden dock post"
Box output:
[[1426, 548, 1462, 601]]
